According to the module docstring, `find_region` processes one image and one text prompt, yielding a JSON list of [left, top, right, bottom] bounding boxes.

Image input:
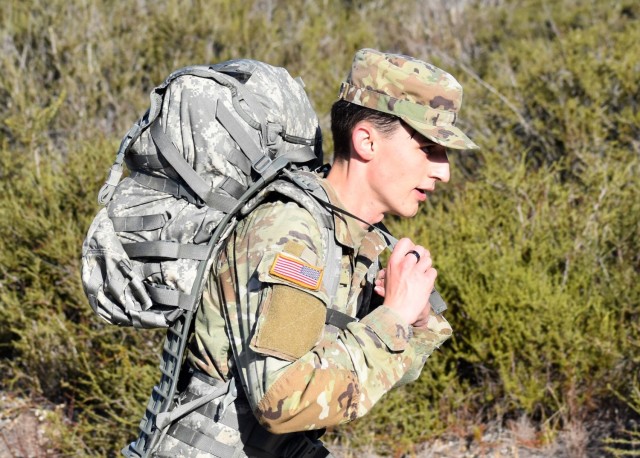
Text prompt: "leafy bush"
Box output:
[[1, 0, 638, 455]]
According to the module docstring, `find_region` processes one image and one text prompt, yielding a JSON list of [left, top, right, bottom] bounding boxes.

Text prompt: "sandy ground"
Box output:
[[1, 394, 54, 458], [330, 422, 594, 458], [1, 393, 636, 457]]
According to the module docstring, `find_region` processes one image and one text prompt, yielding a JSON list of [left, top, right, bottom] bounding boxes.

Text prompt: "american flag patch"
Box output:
[[269, 253, 323, 290]]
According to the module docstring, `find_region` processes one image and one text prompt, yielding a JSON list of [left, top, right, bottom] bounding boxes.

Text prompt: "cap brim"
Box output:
[[402, 117, 479, 150]]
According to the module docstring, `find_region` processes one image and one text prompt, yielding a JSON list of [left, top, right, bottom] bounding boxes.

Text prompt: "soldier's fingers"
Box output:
[[392, 238, 414, 258], [409, 246, 433, 272], [419, 252, 433, 272], [403, 246, 428, 267], [403, 250, 421, 265]]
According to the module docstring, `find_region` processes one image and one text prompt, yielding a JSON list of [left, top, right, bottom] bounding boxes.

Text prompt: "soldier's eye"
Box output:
[[421, 145, 437, 155]]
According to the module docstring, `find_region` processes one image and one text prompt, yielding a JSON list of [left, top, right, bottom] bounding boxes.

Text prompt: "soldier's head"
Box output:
[[327, 49, 479, 220], [331, 48, 478, 161]]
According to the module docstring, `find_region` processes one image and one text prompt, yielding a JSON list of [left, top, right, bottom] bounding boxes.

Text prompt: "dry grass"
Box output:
[[1, 0, 639, 455]]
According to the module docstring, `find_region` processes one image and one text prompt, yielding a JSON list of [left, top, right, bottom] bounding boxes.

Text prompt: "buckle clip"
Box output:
[[253, 155, 273, 175]]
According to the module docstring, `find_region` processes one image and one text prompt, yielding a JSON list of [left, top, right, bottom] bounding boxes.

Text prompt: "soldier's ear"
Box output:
[[351, 121, 376, 161]]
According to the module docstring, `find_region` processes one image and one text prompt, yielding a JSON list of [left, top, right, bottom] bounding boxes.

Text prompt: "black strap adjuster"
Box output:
[[282, 432, 331, 458]]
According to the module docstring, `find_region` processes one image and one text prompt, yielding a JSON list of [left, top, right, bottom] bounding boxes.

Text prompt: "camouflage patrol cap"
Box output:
[[338, 48, 479, 150]]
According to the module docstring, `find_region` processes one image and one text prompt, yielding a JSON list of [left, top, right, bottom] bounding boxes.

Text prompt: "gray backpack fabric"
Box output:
[[81, 60, 322, 329]]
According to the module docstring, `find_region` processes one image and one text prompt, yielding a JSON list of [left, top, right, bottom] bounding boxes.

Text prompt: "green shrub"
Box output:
[[1, 0, 638, 455], [0, 137, 166, 454]]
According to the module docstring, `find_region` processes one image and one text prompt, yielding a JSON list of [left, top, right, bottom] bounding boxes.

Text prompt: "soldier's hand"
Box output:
[[374, 268, 386, 297], [381, 238, 435, 327], [375, 254, 433, 329]]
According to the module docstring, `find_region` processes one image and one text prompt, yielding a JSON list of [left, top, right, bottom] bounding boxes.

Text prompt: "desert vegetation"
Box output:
[[1, 0, 638, 456]]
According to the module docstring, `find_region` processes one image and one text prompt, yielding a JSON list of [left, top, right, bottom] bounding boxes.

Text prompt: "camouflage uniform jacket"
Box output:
[[187, 177, 453, 434]]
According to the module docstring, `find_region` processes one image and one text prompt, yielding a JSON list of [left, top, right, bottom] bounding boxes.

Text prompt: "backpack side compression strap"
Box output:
[[149, 120, 239, 213]]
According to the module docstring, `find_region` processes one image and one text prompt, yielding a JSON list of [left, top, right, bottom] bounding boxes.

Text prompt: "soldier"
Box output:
[[153, 48, 479, 457]]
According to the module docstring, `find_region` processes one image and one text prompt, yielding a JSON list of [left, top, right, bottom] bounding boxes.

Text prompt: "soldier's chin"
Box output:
[[390, 206, 419, 219]]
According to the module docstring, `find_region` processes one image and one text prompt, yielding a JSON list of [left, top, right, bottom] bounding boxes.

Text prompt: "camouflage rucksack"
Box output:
[[81, 60, 324, 456], [82, 60, 322, 329]]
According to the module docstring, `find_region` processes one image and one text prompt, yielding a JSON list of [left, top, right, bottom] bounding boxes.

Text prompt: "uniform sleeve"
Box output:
[[392, 313, 453, 387], [214, 200, 431, 434]]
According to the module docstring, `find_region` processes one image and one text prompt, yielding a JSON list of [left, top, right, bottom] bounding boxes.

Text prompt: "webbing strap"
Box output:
[[125, 153, 166, 171], [206, 68, 267, 132], [130, 158, 246, 207], [166, 423, 237, 457], [154, 379, 237, 457], [215, 102, 270, 174], [148, 120, 212, 199], [123, 241, 209, 260], [155, 380, 230, 431], [145, 285, 195, 310], [322, 225, 342, 307], [226, 148, 252, 176], [179, 392, 247, 431], [325, 308, 356, 329], [110, 214, 166, 232], [130, 172, 200, 206], [141, 262, 162, 279], [427, 290, 448, 315], [98, 123, 143, 205], [206, 191, 238, 214], [149, 121, 238, 213], [220, 176, 247, 200], [149, 120, 211, 202]]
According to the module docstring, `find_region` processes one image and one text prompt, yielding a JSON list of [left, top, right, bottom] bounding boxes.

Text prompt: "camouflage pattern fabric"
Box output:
[[150, 374, 334, 457], [338, 48, 479, 150], [82, 60, 322, 330], [150, 376, 247, 457], [129, 61, 321, 188], [187, 176, 453, 438]]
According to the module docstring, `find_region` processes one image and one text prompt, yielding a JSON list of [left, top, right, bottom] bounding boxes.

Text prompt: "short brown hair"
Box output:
[[330, 99, 400, 161]]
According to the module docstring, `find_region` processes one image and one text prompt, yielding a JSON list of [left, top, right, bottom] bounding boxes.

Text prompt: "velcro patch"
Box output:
[[269, 253, 323, 290], [252, 285, 326, 361]]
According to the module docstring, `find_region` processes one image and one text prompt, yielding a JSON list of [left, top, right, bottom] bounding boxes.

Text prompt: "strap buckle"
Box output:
[[253, 154, 274, 175], [266, 122, 283, 147]]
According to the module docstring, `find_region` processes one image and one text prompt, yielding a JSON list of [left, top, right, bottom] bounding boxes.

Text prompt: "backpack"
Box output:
[[81, 60, 322, 330], [80, 60, 327, 457]]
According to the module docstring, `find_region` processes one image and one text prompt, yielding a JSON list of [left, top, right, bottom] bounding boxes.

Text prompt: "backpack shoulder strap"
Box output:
[[240, 170, 354, 329]]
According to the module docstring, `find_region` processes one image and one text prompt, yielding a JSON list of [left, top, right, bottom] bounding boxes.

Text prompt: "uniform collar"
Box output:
[[319, 178, 368, 250]]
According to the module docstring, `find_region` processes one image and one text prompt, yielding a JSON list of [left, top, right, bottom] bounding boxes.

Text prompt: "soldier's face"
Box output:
[[369, 123, 450, 218]]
